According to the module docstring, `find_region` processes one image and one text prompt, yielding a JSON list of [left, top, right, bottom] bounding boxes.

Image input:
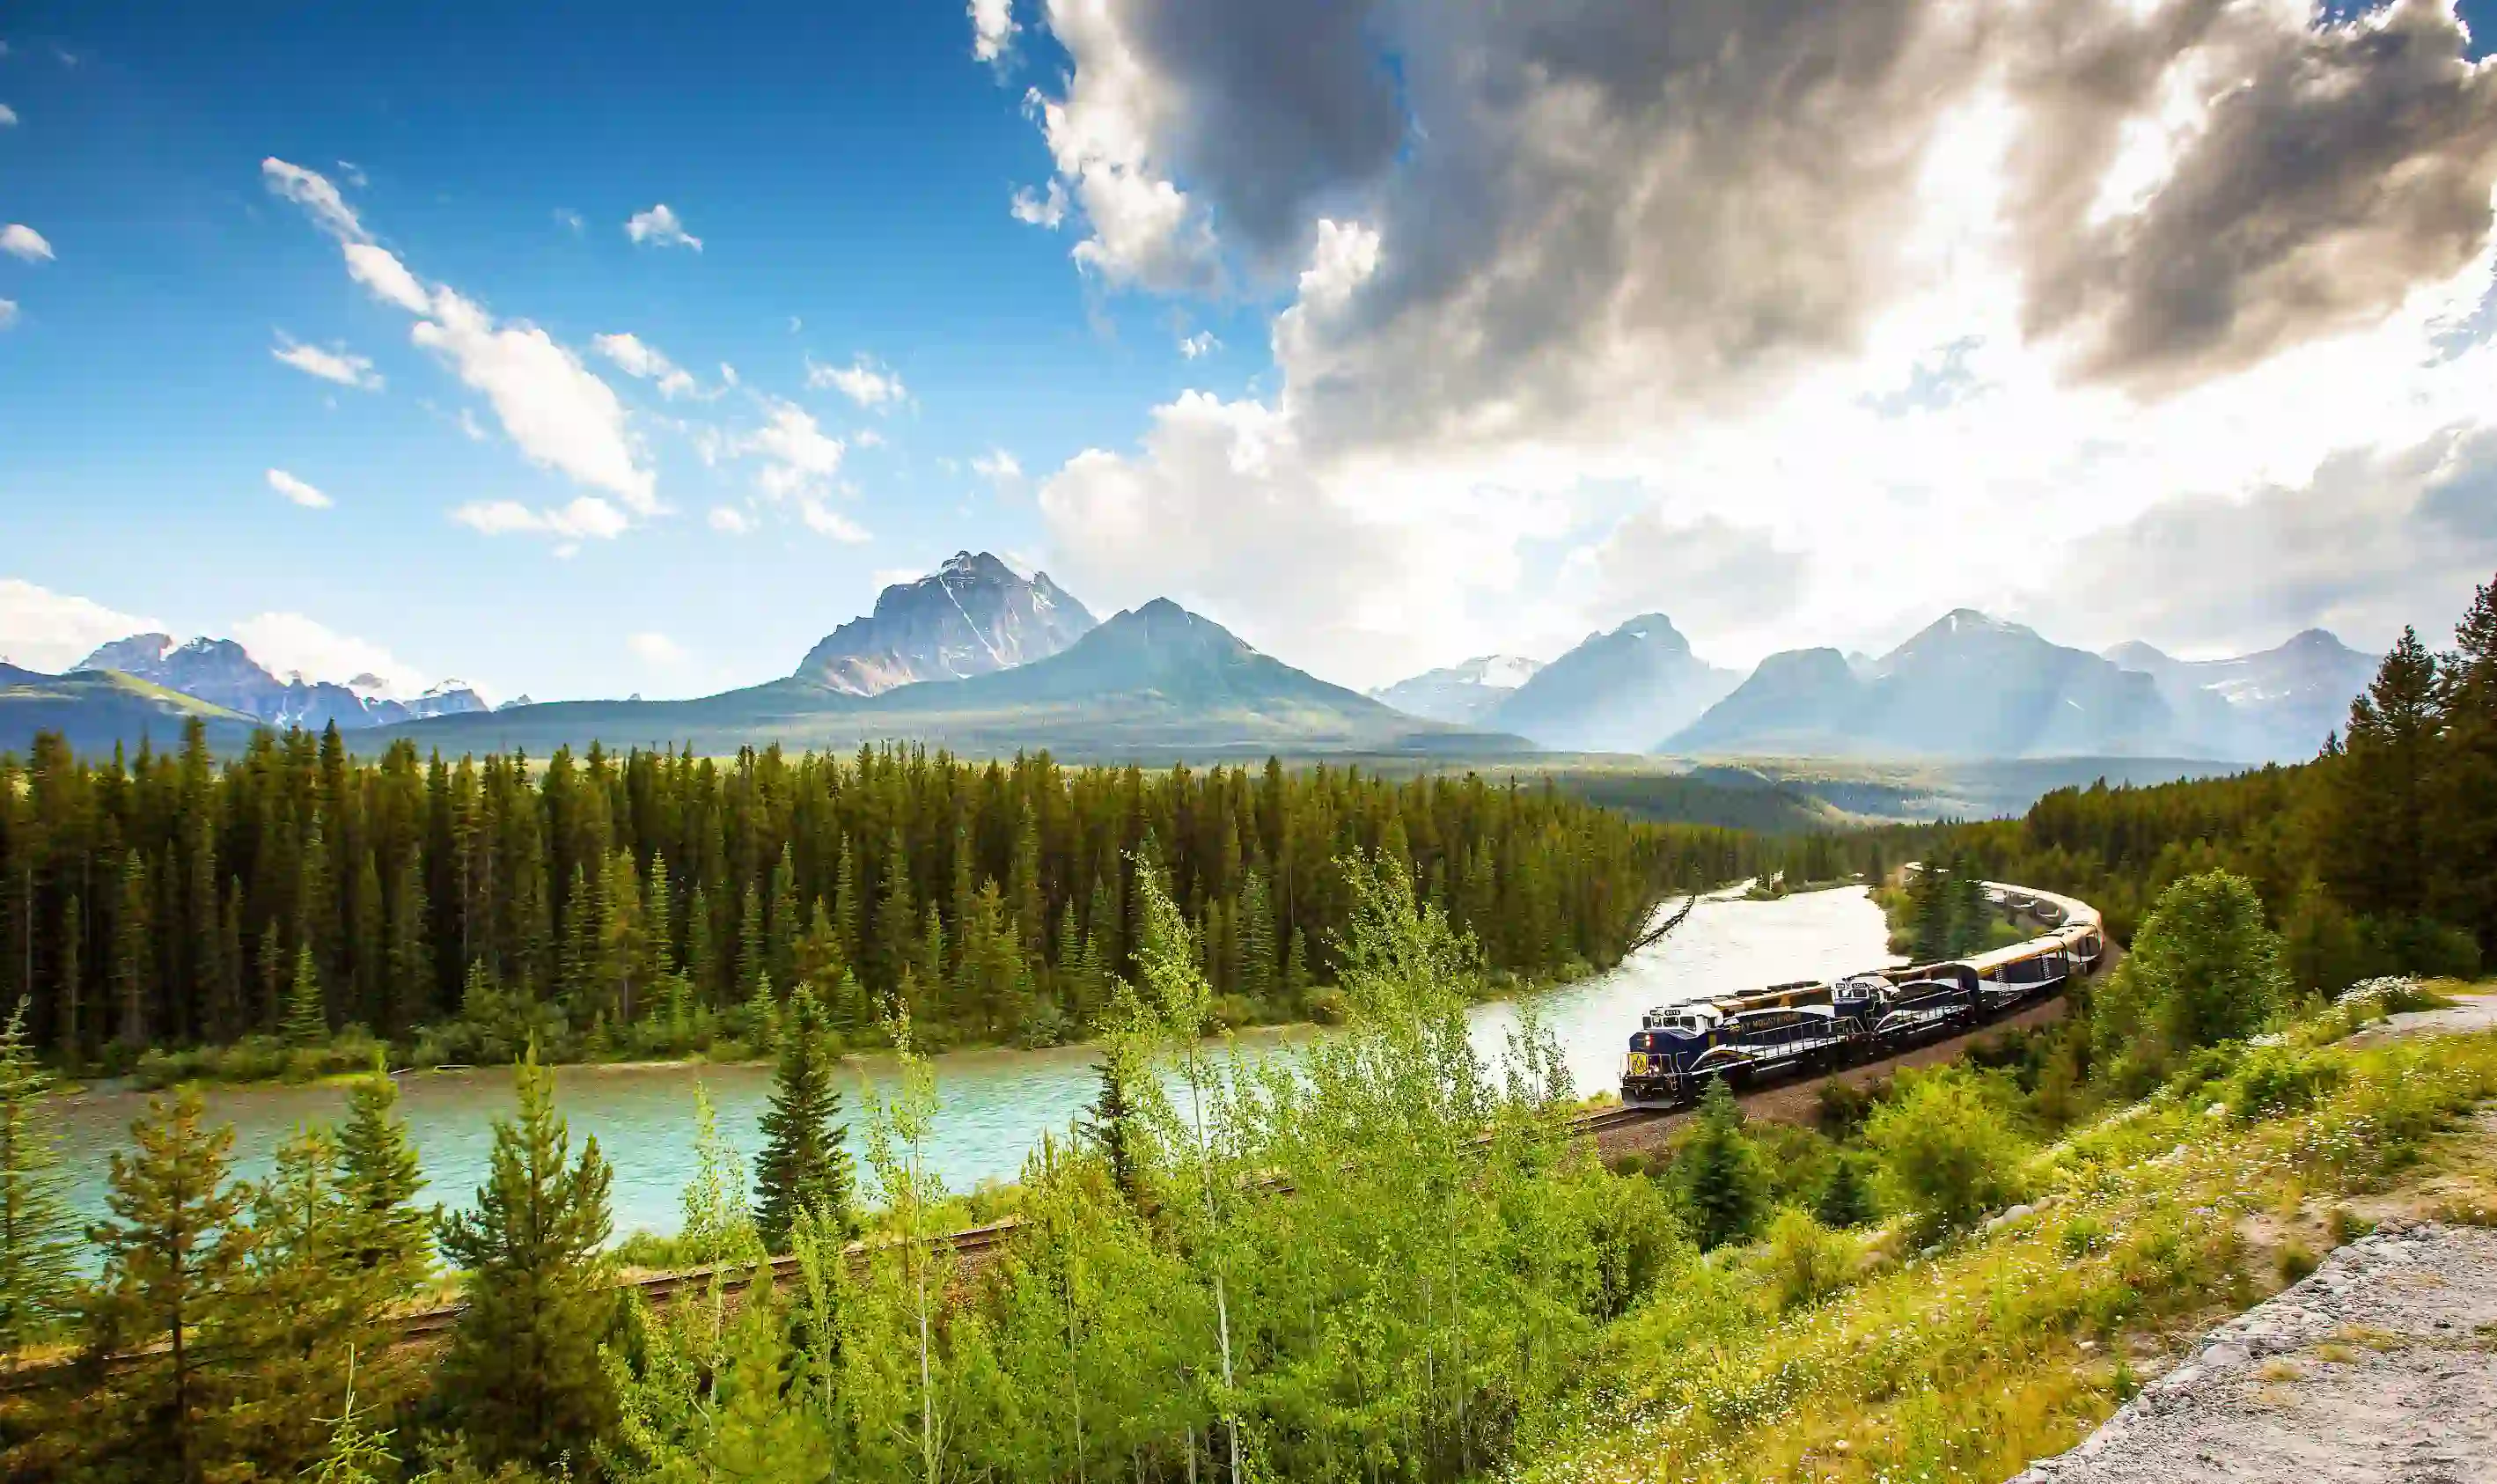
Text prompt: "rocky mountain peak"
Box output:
[[796, 551, 1100, 695]]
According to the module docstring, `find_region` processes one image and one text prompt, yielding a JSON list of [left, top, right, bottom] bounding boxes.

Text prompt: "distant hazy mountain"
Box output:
[[795, 551, 1097, 694], [1369, 654, 1545, 724], [1486, 614, 1737, 753], [1672, 610, 2177, 759], [2103, 629, 2376, 762], [75, 633, 489, 731], [369, 598, 1527, 761]]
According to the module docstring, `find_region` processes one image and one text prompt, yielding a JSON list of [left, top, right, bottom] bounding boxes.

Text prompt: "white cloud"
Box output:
[[555, 209, 584, 233], [342, 242, 430, 313], [708, 505, 755, 534], [806, 354, 907, 409], [0, 224, 54, 262], [971, 448, 1023, 485], [743, 398, 847, 498], [1179, 330, 1218, 359], [625, 203, 702, 251], [411, 289, 656, 512], [260, 158, 366, 243], [0, 580, 163, 672], [458, 408, 488, 442], [231, 611, 429, 694], [799, 498, 871, 544], [271, 333, 383, 390], [628, 631, 688, 667], [591, 331, 700, 399], [0, 105, 18, 128], [970, 0, 1019, 64], [1010, 180, 1068, 229], [450, 496, 631, 542], [336, 160, 368, 188], [266, 468, 335, 510], [0, 300, 17, 330]]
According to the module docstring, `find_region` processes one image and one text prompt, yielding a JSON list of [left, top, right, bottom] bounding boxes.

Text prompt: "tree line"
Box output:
[[0, 733, 1768, 1071], [1897, 571, 2497, 994]]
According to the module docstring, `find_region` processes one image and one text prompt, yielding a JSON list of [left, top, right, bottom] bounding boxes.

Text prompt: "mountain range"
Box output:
[[76, 634, 492, 731], [1, 549, 2381, 771]]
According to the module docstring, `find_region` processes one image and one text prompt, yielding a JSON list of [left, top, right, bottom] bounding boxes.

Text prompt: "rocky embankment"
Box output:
[[2010, 1220, 2497, 1483]]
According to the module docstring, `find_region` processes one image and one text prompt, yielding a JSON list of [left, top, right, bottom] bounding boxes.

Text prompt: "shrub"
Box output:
[[2224, 1044, 2342, 1121], [1675, 1078, 1770, 1250], [1758, 1207, 1859, 1312], [2094, 870, 2288, 1082], [1864, 1067, 2031, 1240]]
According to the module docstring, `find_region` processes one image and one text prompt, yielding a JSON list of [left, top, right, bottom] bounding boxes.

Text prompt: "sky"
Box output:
[[4, 0, 2497, 702]]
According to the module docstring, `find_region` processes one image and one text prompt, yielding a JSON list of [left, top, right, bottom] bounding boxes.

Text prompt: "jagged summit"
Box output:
[[70, 632, 486, 731], [796, 550, 1098, 694], [1370, 653, 1547, 724], [1486, 613, 1737, 753]]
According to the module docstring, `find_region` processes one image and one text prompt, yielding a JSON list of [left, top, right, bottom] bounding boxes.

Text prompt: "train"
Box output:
[[1618, 878, 2105, 1109]]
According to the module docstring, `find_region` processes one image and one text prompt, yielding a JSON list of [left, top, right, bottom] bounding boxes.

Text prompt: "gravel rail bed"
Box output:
[[2011, 1221, 2497, 1484]]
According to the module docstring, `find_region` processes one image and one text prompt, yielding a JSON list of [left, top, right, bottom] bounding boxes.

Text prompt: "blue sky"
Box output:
[[6, 0, 2497, 700], [0, 2, 1267, 698]]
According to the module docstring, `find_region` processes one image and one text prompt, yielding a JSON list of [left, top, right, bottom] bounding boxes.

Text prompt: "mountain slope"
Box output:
[[794, 551, 1097, 694], [1487, 614, 1737, 753], [371, 599, 1528, 760], [1370, 655, 1544, 724], [1673, 610, 2179, 759], [2104, 629, 2376, 762], [75, 633, 489, 730], [0, 667, 262, 755]]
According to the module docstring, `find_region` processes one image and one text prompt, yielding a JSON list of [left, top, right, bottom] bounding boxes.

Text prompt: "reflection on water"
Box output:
[[53, 886, 1895, 1239]]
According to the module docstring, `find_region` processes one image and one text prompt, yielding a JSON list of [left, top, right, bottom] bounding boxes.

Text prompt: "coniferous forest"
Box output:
[[0, 733, 1762, 1076]]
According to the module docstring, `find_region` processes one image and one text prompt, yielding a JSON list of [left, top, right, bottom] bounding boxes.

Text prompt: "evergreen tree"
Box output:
[[2324, 628, 2441, 920], [437, 1044, 621, 1473], [754, 982, 856, 1251], [1078, 1040, 1145, 1205], [1676, 1077, 1766, 1250], [113, 849, 153, 1048], [0, 999, 77, 1358], [1814, 1153, 1875, 1230], [335, 1057, 433, 1289], [82, 1090, 255, 1484], [57, 893, 83, 1072], [283, 943, 328, 1047]]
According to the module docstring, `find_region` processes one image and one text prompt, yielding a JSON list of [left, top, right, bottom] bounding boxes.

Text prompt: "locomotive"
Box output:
[[1619, 880, 2104, 1110]]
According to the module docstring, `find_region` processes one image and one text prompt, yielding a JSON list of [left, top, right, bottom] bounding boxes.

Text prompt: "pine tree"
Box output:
[[283, 943, 329, 1047], [738, 881, 766, 1001], [754, 982, 856, 1251], [0, 999, 77, 1358], [2324, 628, 2441, 920], [437, 1044, 620, 1473], [1078, 1043, 1145, 1205], [82, 1089, 255, 1484], [114, 849, 153, 1049], [1676, 1077, 1766, 1250], [1814, 1154, 1875, 1230], [335, 1056, 433, 1289], [688, 881, 716, 1007], [56, 894, 82, 1072]]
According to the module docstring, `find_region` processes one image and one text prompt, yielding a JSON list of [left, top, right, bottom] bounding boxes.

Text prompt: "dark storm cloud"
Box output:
[[2012, 0, 2497, 391]]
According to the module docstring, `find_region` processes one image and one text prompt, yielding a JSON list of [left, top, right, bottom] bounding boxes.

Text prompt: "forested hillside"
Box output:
[[1908, 576, 2497, 991], [0, 724, 1758, 1070]]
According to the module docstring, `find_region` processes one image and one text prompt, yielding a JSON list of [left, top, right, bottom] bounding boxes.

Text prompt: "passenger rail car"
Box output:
[[1619, 879, 2104, 1109]]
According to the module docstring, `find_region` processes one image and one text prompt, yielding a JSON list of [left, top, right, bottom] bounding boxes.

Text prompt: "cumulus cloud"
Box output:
[[261, 157, 367, 243], [271, 333, 383, 390], [1010, 180, 1068, 228], [971, 0, 1019, 64], [971, 448, 1023, 486], [1179, 330, 1218, 359], [744, 398, 848, 499], [625, 203, 702, 251], [231, 611, 430, 695], [628, 630, 688, 667], [591, 331, 700, 399], [1000, 0, 2497, 680], [0, 580, 163, 672], [807, 354, 907, 408], [266, 468, 334, 509], [450, 496, 631, 542], [0, 224, 54, 262], [708, 505, 756, 534]]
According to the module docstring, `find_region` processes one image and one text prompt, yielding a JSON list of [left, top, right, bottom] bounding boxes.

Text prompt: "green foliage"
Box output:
[[336, 1055, 437, 1290], [1677, 1076, 1770, 1250], [0, 732, 1752, 1074], [0, 999, 76, 1357], [1758, 1206, 1860, 1312], [2094, 870, 2288, 1082], [753, 982, 856, 1252], [1814, 1153, 1876, 1230], [1863, 1067, 2031, 1240], [80, 1089, 257, 1484], [436, 1044, 620, 1474]]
